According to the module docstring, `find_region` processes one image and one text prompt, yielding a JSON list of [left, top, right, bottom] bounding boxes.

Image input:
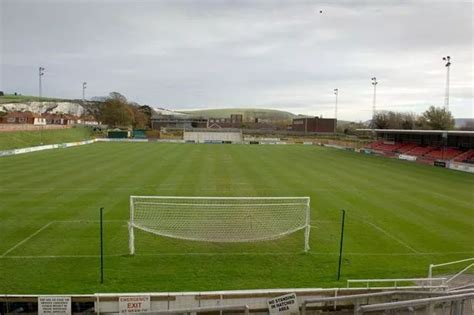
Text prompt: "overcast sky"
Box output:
[[1, 0, 472, 120]]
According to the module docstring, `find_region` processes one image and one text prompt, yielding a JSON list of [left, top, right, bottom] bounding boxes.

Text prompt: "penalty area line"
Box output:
[[1, 221, 54, 257], [1, 251, 472, 259], [365, 221, 419, 254]]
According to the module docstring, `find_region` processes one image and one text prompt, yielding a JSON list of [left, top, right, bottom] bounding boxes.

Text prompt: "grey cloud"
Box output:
[[0, 0, 472, 120]]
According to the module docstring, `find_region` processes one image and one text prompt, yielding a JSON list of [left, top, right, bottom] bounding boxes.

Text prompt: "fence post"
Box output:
[[100, 207, 104, 284], [337, 209, 346, 281]]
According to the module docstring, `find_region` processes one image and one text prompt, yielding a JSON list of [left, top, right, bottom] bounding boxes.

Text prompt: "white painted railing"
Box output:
[[143, 304, 250, 315], [302, 290, 472, 315], [429, 257, 474, 285], [347, 277, 447, 289], [356, 292, 474, 314]]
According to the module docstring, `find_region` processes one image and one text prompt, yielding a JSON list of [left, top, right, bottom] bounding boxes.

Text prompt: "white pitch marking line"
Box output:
[[1, 251, 473, 259], [54, 219, 126, 223], [1, 221, 54, 257], [365, 221, 419, 254]]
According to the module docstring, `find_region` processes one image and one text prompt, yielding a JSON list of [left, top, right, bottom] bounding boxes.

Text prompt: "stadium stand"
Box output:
[[424, 148, 463, 160], [365, 142, 467, 161], [359, 129, 474, 163], [454, 149, 474, 163], [365, 140, 383, 149], [361, 129, 474, 170], [405, 146, 435, 157], [372, 142, 404, 152], [395, 143, 418, 153]]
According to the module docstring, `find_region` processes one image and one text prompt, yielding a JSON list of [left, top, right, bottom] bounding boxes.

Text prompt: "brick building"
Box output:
[[208, 114, 243, 128], [292, 117, 336, 133], [1, 111, 46, 125], [151, 114, 208, 130]]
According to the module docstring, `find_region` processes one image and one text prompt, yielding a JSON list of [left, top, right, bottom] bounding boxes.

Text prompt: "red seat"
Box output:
[[406, 146, 435, 157], [454, 149, 474, 162]]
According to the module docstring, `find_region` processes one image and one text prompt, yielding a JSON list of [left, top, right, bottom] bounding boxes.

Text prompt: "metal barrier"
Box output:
[[4, 287, 470, 314], [356, 292, 474, 314], [144, 304, 250, 315], [429, 257, 474, 285], [347, 278, 447, 289], [301, 290, 469, 315]]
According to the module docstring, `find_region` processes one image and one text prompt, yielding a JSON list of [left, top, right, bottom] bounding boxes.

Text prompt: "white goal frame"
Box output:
[[129, 196, 311, 255]]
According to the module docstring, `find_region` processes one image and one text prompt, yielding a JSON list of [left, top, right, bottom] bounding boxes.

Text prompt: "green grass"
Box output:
[[0, 127, 96, 151], [0, 143, 472, 294], [0, 94, 68, 104]]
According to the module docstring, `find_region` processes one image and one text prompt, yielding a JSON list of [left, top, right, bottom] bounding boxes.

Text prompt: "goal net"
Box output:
[[129, 196, 311, 254]]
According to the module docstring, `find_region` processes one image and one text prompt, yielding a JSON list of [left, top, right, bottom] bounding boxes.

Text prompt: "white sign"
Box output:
[[119, 296, 151, 313], [398, 154, 417, 161], [267, 293, 299, 315], [38, 296, 71, 315], [448, 162, 474, 173]]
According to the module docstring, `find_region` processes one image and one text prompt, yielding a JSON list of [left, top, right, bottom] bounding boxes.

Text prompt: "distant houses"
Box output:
[[2, 110, 335, 133], [150, 111, 337, 133], [208, 114, 243, 128], [0, 111, 99, 126]]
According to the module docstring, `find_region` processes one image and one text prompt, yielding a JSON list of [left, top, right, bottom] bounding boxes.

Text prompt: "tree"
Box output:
[[99, 92, 133, 127], [342, 121, 367, 135], [421, 106, 454, 130], [400, 113, 417, 130], [137, 105, 153, 128], [371, 111, 390, 129], [128, 103, 150, 128]]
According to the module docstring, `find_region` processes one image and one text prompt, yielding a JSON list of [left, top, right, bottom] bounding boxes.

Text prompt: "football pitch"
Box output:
[[0, 142, 472, 293]]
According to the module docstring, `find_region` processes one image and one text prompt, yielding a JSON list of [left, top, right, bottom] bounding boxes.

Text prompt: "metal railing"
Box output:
[[356, 292, 474, 314], [429, 257, 474, 285], [301, 290, 469, 314], [143, 304, 250, 315], [347, 277, 447, 289]]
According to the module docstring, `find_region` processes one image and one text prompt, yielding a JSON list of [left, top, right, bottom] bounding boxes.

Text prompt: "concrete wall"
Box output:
[[184, 131, 243, 143]]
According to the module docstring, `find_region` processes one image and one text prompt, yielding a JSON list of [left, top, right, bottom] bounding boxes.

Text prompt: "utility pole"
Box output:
[[39, 67, 45, 99], [82, 82, 87, 103], [334, 88, 338, 134], [371, 77, 378, 128], [442, 56, 451, 111]]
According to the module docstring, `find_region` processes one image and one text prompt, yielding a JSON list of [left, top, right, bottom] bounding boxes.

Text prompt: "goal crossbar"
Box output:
[[129, 196, 311, 254]]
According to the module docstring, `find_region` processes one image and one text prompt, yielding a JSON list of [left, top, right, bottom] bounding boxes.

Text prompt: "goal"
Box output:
[[129, 196, 311, 254]]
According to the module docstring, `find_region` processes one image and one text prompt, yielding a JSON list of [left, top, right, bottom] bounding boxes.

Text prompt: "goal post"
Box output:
[[128, 196, 311, 255]]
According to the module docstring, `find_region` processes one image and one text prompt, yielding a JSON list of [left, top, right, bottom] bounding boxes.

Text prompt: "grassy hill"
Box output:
[[181, 108, 356, 125], [0, 127, 97, 151], [0, 94, 70, 104], [181, 108, 300, 121]]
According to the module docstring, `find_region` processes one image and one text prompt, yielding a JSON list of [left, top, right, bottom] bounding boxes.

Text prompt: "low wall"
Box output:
[[448, 162, 474, 173], [0, 287, 445, 314], [0, 139, 97, 157], [96, 138, 148, 143], [184, 131, 243, 143], [0, 124, 71, 132]]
